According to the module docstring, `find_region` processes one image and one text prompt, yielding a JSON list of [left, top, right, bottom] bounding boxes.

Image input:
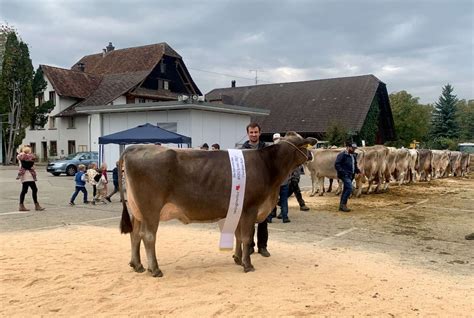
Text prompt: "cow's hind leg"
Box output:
[[233, 225, 243, 266], [141, 220, 163, 277], [129, 217, 145, 273]]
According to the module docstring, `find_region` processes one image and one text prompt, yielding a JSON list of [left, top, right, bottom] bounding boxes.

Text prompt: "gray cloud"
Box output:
[[1, 0, 472, 103]]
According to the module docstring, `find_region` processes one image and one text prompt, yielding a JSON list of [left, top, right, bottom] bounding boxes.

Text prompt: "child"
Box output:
[[70, 164, 88, 205], [16, 146, 37, 181], [105, 161, 119, 202], [86, 162, 99, 199], [95, 163, 108, 204]]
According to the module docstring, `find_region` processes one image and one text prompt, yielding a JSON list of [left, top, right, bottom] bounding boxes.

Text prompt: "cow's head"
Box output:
[[280, 131, 318, 162]]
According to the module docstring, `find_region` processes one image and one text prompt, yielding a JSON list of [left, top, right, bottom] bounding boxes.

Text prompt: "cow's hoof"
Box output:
[[243, 265, 255, 273], [318, 193, 324, 197], [148, 268, 164, 277], [232, 255, 242, 265], [310, 193, 315, 197], [129, 262, 145, 273]]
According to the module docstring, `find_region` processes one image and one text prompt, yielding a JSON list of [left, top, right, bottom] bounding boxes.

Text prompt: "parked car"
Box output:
[[47, 152, 99, 176]]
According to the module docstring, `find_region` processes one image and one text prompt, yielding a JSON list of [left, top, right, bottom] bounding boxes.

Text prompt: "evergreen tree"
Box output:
[[431, 84, 460, 140], [456, 99, 474, 141], [31, 67, 54, 128], [325, 122, 349, 147], [0, 27, 35, 163]]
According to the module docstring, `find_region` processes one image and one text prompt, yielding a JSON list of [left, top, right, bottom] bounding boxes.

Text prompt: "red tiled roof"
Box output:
[[41, 65, 102, 99], [71, 43, 180, 75]]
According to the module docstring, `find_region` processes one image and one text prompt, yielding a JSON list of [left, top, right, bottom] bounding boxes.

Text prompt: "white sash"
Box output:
[[219, 149, 246, 250]]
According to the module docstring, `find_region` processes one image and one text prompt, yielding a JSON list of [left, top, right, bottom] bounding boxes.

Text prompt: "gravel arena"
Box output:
[[0, 166, 473, 316]]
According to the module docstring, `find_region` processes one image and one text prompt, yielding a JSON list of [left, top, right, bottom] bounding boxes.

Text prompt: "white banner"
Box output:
[[219, 149, 246, 250]]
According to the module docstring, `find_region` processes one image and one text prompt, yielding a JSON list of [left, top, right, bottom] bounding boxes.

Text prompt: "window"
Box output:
[[160, 60, 166, 73], [49, 141, 57, 156], [139, 98, 146, 103], [67, 117, 75, 129], [157, 122, 177, 132], [49, 91, 56, 105], [163, 81, 169, 90], [68, 140, 76, 154], [158, 79, 169, 90], [30, 142, 36, 155], [126, 95, 135, 104], [38, 92, 44, 106], [78, 145, 88, 152], [48, 116, 56, 129]]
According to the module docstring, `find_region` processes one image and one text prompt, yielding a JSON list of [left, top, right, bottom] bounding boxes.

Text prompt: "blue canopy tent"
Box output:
[[98, 123, 192, 165]]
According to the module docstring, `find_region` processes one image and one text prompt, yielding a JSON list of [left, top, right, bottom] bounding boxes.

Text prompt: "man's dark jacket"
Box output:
[[335, 151, 360, 179], [241, 140, 266, 150]]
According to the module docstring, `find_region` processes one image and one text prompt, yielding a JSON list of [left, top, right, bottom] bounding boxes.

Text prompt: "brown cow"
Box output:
[[119, 132, 317, 277], [416, 149, 432, 181], [306, 148, 342, 196], [460, 153, 471, 176], [354, 145, 388, 196]]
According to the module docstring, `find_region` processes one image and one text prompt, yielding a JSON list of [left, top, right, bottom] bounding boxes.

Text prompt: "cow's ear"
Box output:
[[304, 137, 318, 146]]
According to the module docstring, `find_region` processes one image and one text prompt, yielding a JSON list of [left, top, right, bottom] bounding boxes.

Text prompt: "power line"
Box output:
[[188, 67, 274, 84]]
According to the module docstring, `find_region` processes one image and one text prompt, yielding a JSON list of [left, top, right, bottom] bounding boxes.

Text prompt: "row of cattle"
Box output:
[[306, 146, 471, 197]]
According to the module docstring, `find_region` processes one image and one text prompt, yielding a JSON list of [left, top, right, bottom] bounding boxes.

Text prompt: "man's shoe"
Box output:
[[277, 214, 282, 219], [258, 248, 271, 257], [282, 218, 291, 223], [300, 205, 310, 211], [69, 202, 75, 206], [106, 197, 111, 203], [465, 233, 474, 240], [339, 204, 351, 212]]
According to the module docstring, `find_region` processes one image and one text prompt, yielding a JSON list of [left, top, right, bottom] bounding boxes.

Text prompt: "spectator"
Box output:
[[95, 163, 108, 204], [17, 145, 45, 211], [86, 162, 99, 199], [211, 143, 220, 150], [105, 161, 120, 202], [200, 143, 209, 150], [241, 122, 271, 257]]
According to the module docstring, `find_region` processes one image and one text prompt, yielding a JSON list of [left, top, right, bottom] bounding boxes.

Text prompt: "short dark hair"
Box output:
[[211, 143, 220, 150], [201, 143, 209, 149], [246, 122, 261, 133]]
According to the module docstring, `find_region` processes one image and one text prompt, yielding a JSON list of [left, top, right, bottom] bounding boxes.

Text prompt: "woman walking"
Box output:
[[18, 145, 45, 211]]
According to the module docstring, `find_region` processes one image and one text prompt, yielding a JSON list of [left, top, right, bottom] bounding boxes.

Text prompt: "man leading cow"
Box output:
[[335, 142, 360, 212]]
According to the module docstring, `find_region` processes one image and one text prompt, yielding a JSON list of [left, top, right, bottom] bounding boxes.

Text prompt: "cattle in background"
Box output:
[[392, 148, 411, 185], [431, 150, 450, 178], [119, 132, 317, 277], [306, 148, 342, 196], [460, 153, 471, 176], [382, 147, 398, 191], [416, 149, 433, 181], [447, 151, 463, 176], [406, 149, 419, 182], [354, 145, 388, 197]]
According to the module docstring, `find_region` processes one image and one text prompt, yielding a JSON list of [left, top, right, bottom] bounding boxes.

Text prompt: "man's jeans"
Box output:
[[268, 184, 290, 221], [340, 174, 353, 205]]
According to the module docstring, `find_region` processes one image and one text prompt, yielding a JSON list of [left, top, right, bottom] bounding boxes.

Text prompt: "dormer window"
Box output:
[[49, 91, 56, 105], [158, 79, 169, 90]]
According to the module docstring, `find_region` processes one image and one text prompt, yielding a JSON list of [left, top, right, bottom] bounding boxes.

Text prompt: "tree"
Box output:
[[0, 27, 35, 164], [31, 67, 54, 128], [456, 99, 474, 141], [325, 121, 349, 147], [389, 91, 432, 147], [431, 84, 460, 140]]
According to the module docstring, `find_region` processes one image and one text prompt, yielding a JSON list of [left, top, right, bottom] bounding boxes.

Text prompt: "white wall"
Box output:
[[96, 109, 251, 169]]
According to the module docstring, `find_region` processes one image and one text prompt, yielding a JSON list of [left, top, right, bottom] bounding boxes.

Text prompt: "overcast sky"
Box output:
[[1, 0, 472, 104]]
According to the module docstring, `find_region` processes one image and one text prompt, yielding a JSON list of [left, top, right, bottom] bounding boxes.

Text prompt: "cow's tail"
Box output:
[[119, 153, 133, 234]]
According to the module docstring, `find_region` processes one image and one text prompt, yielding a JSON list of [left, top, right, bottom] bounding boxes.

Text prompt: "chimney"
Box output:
[[77, 62, 85, 72], [231, 80, 236, 88], [106, 42, 115, 52]]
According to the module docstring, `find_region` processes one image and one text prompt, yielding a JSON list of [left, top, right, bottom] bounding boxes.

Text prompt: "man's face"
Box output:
[[247, 126, 261, 143], [347, 146, 355, 154]]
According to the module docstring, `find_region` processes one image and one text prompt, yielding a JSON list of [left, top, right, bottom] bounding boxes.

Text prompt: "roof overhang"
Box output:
[[75, 101, 270, 116]]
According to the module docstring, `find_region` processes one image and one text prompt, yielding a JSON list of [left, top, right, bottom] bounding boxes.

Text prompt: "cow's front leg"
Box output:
[[129, 217, 145, 273], [141, 220, 163, 277], [240, 217, 256, 272], [233, 224, 243, 265]]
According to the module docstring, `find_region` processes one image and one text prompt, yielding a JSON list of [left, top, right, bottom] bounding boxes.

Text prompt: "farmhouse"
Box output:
[[206, 75, 396, 144]]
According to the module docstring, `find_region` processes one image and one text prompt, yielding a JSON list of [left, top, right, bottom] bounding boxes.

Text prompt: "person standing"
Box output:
[[69, 164, 88, 206], [268, 133, 291, 223], [287, 165, 310, 211], [241, 122, 271, 257], [334, 142, 360, 212], [86, 162, 99, 199], [105, 161, 119, 202], [18, 145, 45, 211]]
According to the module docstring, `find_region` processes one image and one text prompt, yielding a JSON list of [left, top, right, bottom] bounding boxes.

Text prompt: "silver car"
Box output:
[[46, 152, 99, 176]]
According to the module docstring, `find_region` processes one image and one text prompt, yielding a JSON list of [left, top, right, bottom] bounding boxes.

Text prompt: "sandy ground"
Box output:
[[1, 224, 472, 317]]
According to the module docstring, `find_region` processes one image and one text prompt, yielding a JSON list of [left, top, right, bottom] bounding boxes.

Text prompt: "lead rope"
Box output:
[[278, 140, 309, 161]]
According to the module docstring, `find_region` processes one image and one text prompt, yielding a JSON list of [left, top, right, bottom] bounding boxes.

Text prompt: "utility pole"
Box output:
[[249, 69, 263, 85]]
